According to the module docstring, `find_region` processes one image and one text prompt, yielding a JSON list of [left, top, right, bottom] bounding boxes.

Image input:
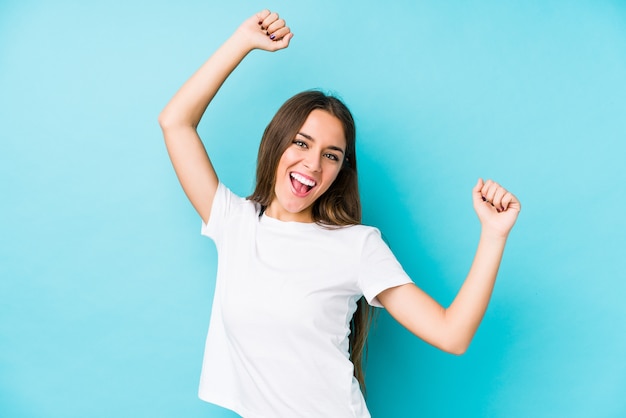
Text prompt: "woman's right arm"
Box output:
[[158, 10, 292, 223]]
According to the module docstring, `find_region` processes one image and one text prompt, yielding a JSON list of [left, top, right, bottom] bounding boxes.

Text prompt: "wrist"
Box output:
[[479, 227, 509, 243], [228, 29, 257, 55]]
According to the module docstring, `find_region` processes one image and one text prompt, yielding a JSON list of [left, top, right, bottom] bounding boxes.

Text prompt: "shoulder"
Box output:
[[330, 223, 382, 238], [214, 182, 260, 216], [202, 183, 260, 239], [319, 223, 385, 250]]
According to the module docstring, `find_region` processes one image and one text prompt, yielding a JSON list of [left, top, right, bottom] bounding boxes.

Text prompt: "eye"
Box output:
[[324, 153, 340, 161], [293, 140, 307, 148]]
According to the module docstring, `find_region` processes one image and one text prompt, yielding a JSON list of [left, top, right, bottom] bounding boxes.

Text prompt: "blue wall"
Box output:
[[1, 1, 625, 417]]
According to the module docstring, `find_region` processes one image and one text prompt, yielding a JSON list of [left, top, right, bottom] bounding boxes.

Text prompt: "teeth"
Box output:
[[291, 173, 316, 187]]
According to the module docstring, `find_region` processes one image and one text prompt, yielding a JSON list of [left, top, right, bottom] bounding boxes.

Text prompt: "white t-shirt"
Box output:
[[198, 183, 413, 418]]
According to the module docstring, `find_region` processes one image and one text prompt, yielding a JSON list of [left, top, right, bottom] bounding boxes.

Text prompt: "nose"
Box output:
[[303, 152, 322, 172]]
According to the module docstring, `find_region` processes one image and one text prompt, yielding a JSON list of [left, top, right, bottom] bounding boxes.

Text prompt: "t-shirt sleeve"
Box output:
[[358, 228, 413, 308], [200, 182, 231, 243]]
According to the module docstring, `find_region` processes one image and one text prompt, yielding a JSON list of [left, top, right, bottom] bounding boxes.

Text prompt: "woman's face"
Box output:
[[265, 109, 346, 223]]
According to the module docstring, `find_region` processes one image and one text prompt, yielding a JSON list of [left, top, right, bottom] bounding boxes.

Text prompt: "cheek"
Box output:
[[275, 150, 293, 174], [323, 165, 343, 187]]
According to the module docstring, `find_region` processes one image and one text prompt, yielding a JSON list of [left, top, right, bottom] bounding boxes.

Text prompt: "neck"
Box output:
[[264, 202, 314, 223]]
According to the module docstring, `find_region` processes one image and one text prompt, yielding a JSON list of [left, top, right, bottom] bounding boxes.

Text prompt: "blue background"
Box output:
[[2, 1, 625, 417]]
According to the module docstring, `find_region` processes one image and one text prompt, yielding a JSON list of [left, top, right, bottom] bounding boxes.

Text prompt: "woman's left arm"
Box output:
[[377, 178, 521, 355]]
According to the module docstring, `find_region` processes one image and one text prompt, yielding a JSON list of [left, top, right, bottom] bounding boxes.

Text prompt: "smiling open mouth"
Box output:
[[290, 172, 316, 194]]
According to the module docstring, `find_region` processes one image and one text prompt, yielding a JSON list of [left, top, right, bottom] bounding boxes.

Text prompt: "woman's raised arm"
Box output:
[[158, 10, 292, 223], [377, 179, 521, 354]]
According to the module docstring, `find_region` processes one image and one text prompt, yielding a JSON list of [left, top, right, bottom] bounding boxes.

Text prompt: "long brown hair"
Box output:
[[248, 90, 375, 393]]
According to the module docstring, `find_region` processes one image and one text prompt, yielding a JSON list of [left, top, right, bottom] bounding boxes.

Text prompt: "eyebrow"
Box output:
[[297, 132, 345, 154]]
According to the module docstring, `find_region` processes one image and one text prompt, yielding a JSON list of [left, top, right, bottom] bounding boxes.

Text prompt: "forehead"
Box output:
[[298, 109, 346, 149]]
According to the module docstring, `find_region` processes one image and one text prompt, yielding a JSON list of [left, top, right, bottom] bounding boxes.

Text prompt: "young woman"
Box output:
[[159, 10, 521, 418]]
